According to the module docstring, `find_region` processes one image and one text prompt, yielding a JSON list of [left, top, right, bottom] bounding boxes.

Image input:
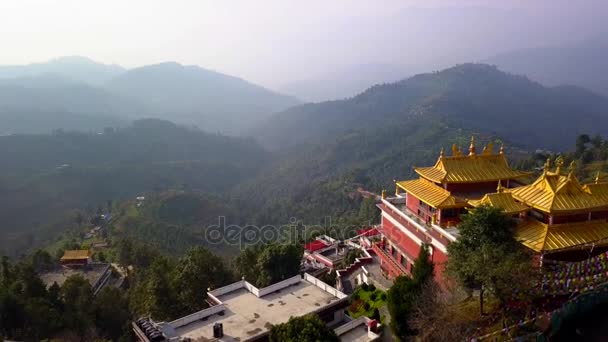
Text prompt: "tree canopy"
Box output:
[[387, 244, 435, 340], [269, 314, 339, 342], [446, 206, 533, 314], [234, 243, 303, 288]]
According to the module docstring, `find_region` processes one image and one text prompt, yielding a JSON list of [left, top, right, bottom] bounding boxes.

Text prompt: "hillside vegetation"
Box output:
[[255, 64, 608, 152], [0, 119, 268, 256]]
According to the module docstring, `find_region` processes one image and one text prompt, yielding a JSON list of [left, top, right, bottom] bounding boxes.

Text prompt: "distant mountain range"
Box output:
[[484, 37, 608, 97], [0, 56, 125, 86], [279, 63, 413, 103], [0, 57, 300, 135], [255, 63, 608, 152]]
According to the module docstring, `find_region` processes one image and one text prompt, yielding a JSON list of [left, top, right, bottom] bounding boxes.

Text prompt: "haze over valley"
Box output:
[[1, 1, 608, 341]]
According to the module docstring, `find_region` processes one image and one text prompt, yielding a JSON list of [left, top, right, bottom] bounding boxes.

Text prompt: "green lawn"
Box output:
[[347, 285, 387, 321]]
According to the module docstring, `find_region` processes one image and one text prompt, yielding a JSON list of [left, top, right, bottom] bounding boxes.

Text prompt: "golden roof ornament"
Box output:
[[451, 144, 460, 156], [499, 144, 504, 154], [496, 180, 504, 193], [555, 156, 564, 174], [567, 160, 577, 179], [439, 147, 445, 159], [596, 171, 601, 184], [487, 142, 494, 154], [544, 158, 551, 174], [469, 136, 476, 156]]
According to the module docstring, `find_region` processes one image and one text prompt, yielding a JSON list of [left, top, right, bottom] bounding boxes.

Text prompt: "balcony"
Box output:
[[381, 197, 458, 249]]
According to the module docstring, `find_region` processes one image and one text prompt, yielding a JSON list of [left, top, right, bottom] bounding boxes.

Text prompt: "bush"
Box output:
[[369, 291, 377, 301], [368, 284, 376, 292], [363, 302, 370, 311], [371, 308, 380, 320], [379, 292, 387, 301], [361, 283, 369, 291]]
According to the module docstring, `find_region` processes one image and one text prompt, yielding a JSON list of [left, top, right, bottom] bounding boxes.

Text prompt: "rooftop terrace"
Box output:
[[143, 273, 349, 342]]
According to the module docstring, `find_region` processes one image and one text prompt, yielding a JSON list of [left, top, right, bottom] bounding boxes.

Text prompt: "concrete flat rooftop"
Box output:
[[39, 263, 109, 288], [175, 280, 341, 341]]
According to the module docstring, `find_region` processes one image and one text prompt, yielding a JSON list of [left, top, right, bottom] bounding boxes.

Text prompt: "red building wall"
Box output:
[[382, 214, 421, 258], [381, 213, 448, 285]]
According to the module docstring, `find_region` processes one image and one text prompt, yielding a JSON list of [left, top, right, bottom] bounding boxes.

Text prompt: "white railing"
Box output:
[[208, 280, 246, 297], [304, 273, 347, 299], [334, 316, 367, 335], [169, 303, 226, 328], [258, 275, 301, 297], [244, 281, 260, 297], [313, 253, 334, 266], [431, 224, 458, 242], [382, 199, 449, 254], [334, 316, 381, 341]]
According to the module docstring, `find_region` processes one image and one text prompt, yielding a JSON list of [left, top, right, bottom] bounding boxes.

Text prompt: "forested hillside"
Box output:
[[0, 119, 268, 256], [254, 64, 608, 152]]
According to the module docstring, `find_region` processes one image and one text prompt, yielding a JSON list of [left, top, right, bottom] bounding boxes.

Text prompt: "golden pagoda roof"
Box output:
[[60, 250, 92, 260], [509, 168, 608, 213], [583, 182, 608, 203], [414, 140, 529, 184], [396, 178, 467, 209], [469, 183, 528, 215], [515, 219, 608, 253]]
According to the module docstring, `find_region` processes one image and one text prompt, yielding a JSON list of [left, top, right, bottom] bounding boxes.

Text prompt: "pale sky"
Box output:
[[0, 0, 606, 89]]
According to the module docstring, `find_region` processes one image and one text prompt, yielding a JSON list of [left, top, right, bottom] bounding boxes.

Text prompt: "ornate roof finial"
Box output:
[[544, 158, 551, 173], [496, 180, 504, 193], [487, 142, 494, 154], [499, 144, 504, 154], [381, 189, 387, 199], [469, 136, 476, 156], [451, 144, 459, 157], [555, 156, 564, 174], [482, 145, 488, 154], [568, 160, 577, 175], [439, 147, 444, 159], [596, 171, 601, 184]]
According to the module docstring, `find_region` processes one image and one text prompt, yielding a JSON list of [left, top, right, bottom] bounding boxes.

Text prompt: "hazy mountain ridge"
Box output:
[[255, 63, 608, 152], [484, 37, 608, 97], [0, 57, 300, 134], [105, 62, 301, 134], [0, 56, 125, 86]]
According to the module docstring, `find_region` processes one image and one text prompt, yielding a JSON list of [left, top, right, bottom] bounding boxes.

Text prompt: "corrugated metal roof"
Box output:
[[415, 153, 528, 184], [60, 250, 92, 260], [396, 178, 466, 209], [469, 192, 528, 215], [515, 219, 608, 252], [510, 172, 608, 213]]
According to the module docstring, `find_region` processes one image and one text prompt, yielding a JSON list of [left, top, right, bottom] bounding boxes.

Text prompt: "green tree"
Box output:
[[235, 243, 303, 287], [387, 275, 418, 339], [269, 314, 339, 342], [61, 274, 94, 336], [576, 134, 591, 157], [172, 247, 233, 315], [94, 287, 131, 341], [446, 206, 533, 314], [386, 244, 435, 340], [358, 197, 380, 225]]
